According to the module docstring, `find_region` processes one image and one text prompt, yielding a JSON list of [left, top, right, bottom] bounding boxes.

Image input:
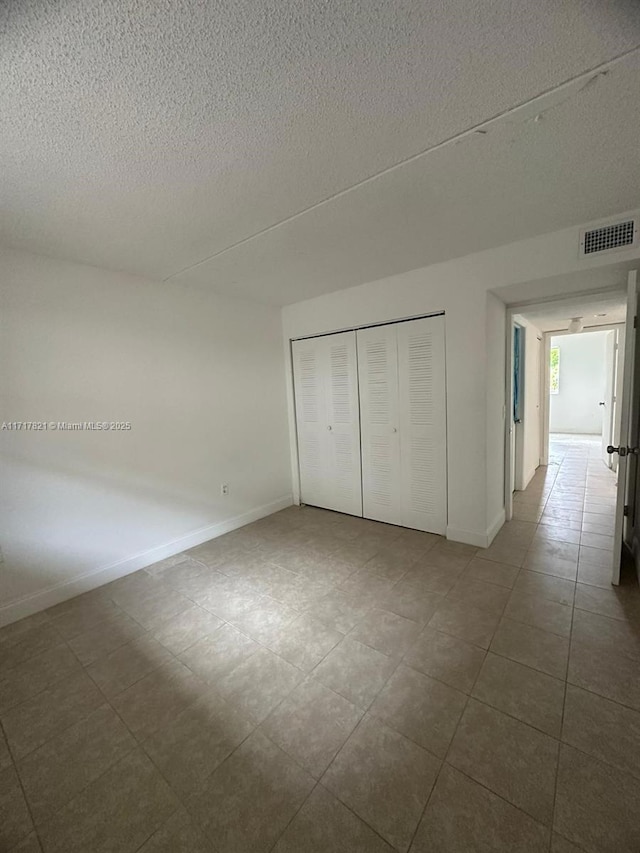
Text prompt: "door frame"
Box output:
[[540, 333, 551, 467], [613, 271, 639, 584], [504, 290, 627, 522]]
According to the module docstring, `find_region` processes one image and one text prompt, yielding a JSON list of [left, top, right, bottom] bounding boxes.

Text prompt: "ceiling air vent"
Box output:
[[580, 218, 638, 257]]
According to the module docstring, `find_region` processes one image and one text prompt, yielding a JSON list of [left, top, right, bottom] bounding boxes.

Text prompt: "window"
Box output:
[[550, 345, 560, 394]]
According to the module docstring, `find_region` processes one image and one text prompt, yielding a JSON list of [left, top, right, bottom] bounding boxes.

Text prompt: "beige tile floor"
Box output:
[[2, 434, 640, 852]]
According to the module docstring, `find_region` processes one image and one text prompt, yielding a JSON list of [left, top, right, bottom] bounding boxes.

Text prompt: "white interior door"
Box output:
[[601, 330, 616, 469], [612, 326, 626, 475], [612, 272, 638, 584], [397, 315, 447, 534], [292, 336, 327, 510], [324, 332, 363, 516], [533, 334, 542, 469], [357, 324, 402, 525], [292, 332, 362, 516]]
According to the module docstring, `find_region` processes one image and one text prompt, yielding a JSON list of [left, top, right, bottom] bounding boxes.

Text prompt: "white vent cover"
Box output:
[[580, 218, 638, 257]]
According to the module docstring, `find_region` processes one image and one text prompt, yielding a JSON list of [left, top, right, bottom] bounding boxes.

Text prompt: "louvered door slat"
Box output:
[[292, 332, 362, 517], [397, 316, 447, 534], [292, 337, 328, 509], [325, 333, 363, 516], [357, 325, 402, 525]]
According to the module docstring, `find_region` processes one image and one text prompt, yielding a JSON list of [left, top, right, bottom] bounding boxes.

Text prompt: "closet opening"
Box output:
[[291, 312, 447, 536]]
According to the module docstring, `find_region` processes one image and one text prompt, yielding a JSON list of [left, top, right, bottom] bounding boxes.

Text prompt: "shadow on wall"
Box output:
[[0, 448, 289, 621], [1, 247, 292, 624]]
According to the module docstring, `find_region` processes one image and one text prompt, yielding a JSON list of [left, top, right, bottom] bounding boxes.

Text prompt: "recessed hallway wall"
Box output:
[[549, 332, 608, 435]]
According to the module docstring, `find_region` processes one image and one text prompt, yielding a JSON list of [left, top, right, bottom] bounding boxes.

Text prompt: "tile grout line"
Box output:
[[405, 637, 490, 852], [1, 715, 45, 852], [548, 594, 577, 851], [128, 804, 185, 853], [113, 559, 375, 847], [310, 712, 409, 852], [141, 713, 258, 849], [4, 593, 228, 845], [516, 439, 620, 844], [160, 561, 385, 848], [264, 778, 322, 853], [433, 440, 621, 849], [0, 464, 627, 850], [255, 549, 478, 851], [180, 611, 394, 850], [262, 704, 401, 852]]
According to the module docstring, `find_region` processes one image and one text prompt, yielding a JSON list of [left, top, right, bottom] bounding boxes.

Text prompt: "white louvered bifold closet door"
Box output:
[[324, 332, 363, 515], [292, 332, 362, 516], [292, 336, 326, 510], [397, 315, 447, 534], [357, 324, 402, 525]]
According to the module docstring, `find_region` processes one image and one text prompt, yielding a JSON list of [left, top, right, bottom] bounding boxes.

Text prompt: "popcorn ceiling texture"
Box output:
[[1, 0, 639, 301]]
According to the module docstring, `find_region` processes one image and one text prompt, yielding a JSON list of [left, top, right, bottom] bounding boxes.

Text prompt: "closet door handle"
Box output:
[[327, 425, 332, 431], [392, 427, 397, 433]]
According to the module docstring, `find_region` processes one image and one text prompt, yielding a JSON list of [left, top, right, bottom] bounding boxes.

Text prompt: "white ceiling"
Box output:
[[2, 1, 640, 304], [493, 262, 637, 308], [516, 291, 627, 333]]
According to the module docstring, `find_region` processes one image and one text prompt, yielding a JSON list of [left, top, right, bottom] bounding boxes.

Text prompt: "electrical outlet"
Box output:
[[221, 483, 229, 496]]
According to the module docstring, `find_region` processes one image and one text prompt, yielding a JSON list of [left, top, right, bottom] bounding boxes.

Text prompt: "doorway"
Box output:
[[546, 327, 624, 474], [504, 279, 638, 585]]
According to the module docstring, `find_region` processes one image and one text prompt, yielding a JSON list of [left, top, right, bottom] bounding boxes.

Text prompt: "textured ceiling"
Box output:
[[1, 1, 640, 302], [494, 262, 637, 308], [518, 292, 627, 333]]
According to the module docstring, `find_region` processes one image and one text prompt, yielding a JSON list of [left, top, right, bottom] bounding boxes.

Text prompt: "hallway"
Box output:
[[512, 432, 617, 561], [498, 432, 640, 850]]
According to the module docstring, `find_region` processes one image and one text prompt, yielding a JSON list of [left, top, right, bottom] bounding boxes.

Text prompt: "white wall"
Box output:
[[550, 331, 607, 434], [284, 282, 489, 546], [282, 210, 640, 548], [0, 247, 292, 625]]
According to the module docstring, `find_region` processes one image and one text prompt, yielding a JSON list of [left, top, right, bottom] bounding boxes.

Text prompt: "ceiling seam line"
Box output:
[[163, 42, 640, 283]]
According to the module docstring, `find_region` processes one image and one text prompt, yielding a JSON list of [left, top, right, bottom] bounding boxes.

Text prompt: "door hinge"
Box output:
[[624, 505, 630, 517], [634, 316, 638, 330]]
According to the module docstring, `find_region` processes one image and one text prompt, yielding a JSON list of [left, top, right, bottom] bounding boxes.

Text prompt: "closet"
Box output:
[[292, 314, 447, 534]]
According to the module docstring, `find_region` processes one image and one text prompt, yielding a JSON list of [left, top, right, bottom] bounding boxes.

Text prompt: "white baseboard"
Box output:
[[485, 508, 506, 547], [516, 465, 537, 493], [446, 526, 488, 549], [0, 494, 293, 628], [447, 507, 506, 550]]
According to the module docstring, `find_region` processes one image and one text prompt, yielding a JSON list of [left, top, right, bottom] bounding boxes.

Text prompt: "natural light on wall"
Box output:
[[550, 345, 560, 394]]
